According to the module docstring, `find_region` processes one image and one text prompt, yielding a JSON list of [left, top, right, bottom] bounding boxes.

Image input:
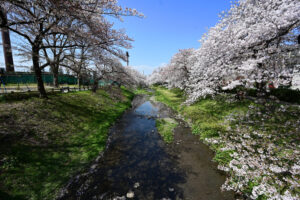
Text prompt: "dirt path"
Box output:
[[58, 95, 235, 200]]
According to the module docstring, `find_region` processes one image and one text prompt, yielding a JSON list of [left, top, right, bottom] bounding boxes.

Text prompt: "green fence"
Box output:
[[0, 72, 117, 87], [1, 73, 78, 85]]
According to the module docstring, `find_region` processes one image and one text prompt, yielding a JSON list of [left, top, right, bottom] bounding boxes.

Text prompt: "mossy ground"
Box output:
[[156, 118, 178, 143], [0, 86, 134, 200]]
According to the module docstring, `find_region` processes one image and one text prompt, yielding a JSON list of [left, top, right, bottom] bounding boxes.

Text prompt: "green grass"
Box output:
[[156, 118, 178, 143], [134, 88, 153, 95], [152, 86, 185, 111], [0, 87, 134, 200], [153, 86, 250, 137]]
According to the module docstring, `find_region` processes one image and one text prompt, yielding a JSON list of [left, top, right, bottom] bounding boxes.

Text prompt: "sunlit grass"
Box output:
[[133, 88, 153, 95], [156, 118, 178, 143]]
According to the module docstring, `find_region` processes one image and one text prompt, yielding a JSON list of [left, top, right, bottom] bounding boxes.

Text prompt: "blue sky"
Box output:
[[113, 0, 232, 75], [0, 0, 232, 74]]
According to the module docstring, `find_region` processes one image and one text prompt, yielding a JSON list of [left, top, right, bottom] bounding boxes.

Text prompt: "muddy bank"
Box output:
[[58, 95, 234, 200]]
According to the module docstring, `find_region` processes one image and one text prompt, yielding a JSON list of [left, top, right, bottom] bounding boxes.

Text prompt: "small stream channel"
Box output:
[[58, 95, 235, 200]]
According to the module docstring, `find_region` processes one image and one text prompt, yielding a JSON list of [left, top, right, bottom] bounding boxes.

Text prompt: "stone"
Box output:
[[90, 164, 97, 170], [126, 191, 135, 198], [134, 182, 140, 188], [113, 196, 126, 200]]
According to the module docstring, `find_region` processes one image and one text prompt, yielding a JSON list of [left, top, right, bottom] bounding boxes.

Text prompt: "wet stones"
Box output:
[[113, 196, 126, 200], [134, 182, 140, 188], [126, 190, 135, 198]]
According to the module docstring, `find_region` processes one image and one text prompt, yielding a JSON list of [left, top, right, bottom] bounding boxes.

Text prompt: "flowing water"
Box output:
[[58, 95, 235, 200]]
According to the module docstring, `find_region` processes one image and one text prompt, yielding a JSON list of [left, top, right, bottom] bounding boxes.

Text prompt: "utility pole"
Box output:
[[126, 51, 129, 66], [0, 7, 14, 72]]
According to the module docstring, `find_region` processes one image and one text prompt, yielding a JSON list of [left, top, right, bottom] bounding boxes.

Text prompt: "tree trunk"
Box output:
[[92, 79, 99, 93], [1, 8, 14, 72], [52, 65, 59, 88], [77, 73, 81, 89], [32, 46, 47, 98]]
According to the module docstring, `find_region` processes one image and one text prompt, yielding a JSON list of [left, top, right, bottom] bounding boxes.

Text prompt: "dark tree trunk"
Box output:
[[52, 65, 59, 88], [32, 46, 47, 98], [1, 8, 14, 72], [92, 79, 99, 93]]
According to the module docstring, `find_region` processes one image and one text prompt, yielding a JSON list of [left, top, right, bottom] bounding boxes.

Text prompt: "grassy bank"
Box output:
[[152, 86, 300, 199], [133, 88, 153, 95], [156, 118, 178, 143], [0, 87, 134, 200]]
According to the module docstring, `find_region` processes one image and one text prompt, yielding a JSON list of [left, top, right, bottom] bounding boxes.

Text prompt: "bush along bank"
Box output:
[[0, 86, 134, 200], [152, 86, 300, 200]]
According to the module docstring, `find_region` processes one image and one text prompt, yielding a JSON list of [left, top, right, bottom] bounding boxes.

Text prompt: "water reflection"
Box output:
[[58, 95, 186, 200]]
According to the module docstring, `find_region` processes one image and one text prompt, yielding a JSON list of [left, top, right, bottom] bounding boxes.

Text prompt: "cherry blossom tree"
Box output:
[[122, 66, 147, 88], [62, 45, 91, 89], [147, 65, 169, 86], [167, 48, 196, 89], [185, 0, 300, 103], [42, 33, 69, 88], [0, 0, 142, 98]]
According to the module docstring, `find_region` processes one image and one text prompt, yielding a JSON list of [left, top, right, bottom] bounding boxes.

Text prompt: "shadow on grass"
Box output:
[[0, 190, 26, 200]]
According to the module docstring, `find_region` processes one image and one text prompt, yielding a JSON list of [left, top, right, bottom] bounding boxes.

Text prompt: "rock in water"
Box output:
[[113, 196, 126, 200], [134, 182, 140, 188], [126, 191, 135, 199]]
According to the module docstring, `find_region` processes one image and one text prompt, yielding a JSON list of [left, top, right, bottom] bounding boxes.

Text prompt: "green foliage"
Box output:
[[156, 118, 178, 143], [169, 88, 185, 98], [0, 88, 133, 200], [213, 150, 234, 165], [246, 88, 258, 97], [223, 86, 300, 104], [269, 88, 300, 104]]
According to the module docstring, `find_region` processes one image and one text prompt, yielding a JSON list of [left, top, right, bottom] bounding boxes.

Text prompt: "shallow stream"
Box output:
[[58, 95, 234, 200]]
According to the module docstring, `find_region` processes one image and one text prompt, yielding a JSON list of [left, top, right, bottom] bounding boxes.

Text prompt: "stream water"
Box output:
[[58, 95, 235, 200]]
